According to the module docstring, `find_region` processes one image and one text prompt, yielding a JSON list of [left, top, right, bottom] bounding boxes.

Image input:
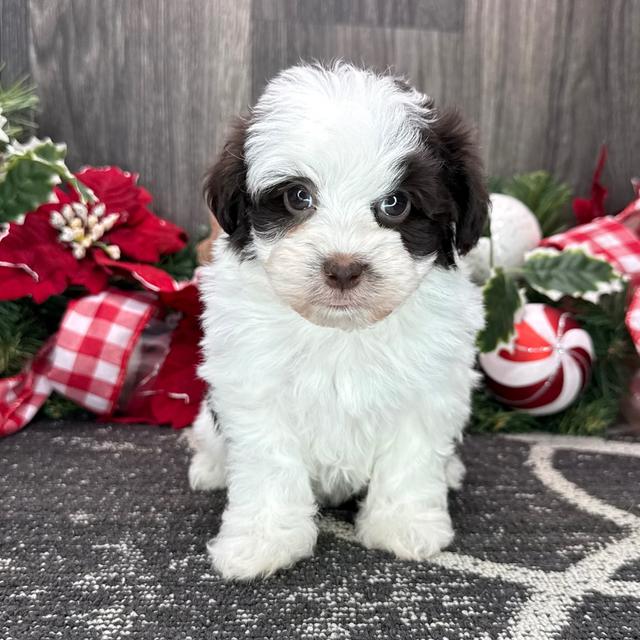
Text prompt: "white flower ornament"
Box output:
[[50, 202, 121, 260]]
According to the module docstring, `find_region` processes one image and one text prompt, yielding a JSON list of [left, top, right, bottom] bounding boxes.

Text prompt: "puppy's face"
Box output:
[[206, 64, 488, 330]]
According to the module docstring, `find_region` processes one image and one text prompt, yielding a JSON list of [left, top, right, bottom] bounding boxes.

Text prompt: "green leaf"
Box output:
[[492, 171, 572, 236], [477, 267, 523, 353], [522, 247, 624, 303], [0, 137, 73, 222]]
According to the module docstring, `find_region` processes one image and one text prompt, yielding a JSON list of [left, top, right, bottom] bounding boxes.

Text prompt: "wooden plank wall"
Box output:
[[1, 0, 638, 236]]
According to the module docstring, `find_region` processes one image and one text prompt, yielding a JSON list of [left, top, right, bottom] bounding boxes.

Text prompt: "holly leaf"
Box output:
[[522, 247, 624, 304], [477, 267, 524, 353], [0, 137, 73, 222]]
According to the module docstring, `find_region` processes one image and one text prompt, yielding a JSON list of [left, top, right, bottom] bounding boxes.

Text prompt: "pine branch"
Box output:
[[0, 299, 48, 376], [39, 392, 92, 421], [0, 67, 38, 142], [0, 294, 70, 377], [155, 243, 198, 281]]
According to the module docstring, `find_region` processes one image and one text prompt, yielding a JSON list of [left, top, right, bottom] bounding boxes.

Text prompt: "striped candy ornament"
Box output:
[[479, 304, 594, 416]]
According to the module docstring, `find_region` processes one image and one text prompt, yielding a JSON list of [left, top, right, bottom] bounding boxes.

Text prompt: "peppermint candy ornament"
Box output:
[[479, 304, 594, 415]]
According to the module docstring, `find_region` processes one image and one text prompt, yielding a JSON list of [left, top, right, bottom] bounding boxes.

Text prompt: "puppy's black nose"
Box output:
[[323, 256, 367, 291]]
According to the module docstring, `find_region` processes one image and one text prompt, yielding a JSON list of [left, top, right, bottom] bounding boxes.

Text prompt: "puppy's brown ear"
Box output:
[[203, 117, 249, 238], [430, 109, 489, 255]]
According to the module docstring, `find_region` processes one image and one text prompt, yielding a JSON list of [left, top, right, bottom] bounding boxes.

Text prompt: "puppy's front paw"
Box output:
[[356, 507, 453, 560], [188, 451, 226, 491], [208, 520, 317, 580]]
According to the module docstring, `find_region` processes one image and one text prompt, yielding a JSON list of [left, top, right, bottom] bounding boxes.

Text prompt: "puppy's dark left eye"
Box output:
[[284, 185, 315, 214], [375, 191, 411, 224]]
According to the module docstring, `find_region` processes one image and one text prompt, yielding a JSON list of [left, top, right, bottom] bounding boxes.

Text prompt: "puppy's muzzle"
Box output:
[[322, 255, 368, 291]]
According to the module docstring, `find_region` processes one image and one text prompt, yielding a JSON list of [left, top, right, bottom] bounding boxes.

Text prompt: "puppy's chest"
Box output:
[[289, 337, 421, 419]]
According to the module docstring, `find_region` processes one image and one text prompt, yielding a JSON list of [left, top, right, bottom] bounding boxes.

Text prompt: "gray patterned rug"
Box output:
[[1, 422, 639, 640]]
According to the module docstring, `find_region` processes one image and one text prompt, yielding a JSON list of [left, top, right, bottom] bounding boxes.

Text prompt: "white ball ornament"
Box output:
[[465, 193, 543, 283]]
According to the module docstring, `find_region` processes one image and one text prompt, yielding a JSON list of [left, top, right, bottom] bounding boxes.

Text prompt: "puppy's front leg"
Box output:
[[356, 413, 456, 560], [209, 421, 317, 580]]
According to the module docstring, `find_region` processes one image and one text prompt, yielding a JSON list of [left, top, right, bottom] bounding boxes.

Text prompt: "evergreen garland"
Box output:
[[0, 294, 72, 377], [0, 69, 38, 143], [155, 242, 198, 281], [40, 392, 91, 421], [0, 299, 48, 376]]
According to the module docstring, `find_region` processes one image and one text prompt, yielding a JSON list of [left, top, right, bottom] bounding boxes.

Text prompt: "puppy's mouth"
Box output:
[[318, 293, 385, 321], [316, 294, 365, 312], [325, 300, 354, 309], [286, 288, 394, 330]]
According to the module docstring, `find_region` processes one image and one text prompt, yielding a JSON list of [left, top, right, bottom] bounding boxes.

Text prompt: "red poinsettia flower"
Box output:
[[0, 166, 187, 303]]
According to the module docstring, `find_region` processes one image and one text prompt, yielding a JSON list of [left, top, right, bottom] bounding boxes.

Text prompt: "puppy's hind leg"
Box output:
[[185, 398, 226, 491], [445, 452, 466, 491]]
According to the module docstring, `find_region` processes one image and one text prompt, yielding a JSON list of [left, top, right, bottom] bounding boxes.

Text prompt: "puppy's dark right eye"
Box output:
[[375, 191, 411, 225], [284, 185, 315, 214]]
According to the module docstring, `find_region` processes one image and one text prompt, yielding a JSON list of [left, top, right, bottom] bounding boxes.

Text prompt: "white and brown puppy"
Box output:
[[188, 62, 488, 580]]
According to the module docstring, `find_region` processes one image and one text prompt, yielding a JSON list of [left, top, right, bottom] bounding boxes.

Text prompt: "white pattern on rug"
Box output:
[[322, 434, 640, 640]]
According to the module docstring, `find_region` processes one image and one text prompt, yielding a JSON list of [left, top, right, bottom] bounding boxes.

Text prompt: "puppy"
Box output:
[[188, 62, 488, 580]]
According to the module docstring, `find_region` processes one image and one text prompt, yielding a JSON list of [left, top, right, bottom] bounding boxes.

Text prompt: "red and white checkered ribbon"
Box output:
[[541, 212, 640, 354], [0, 289, 157, 436]]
